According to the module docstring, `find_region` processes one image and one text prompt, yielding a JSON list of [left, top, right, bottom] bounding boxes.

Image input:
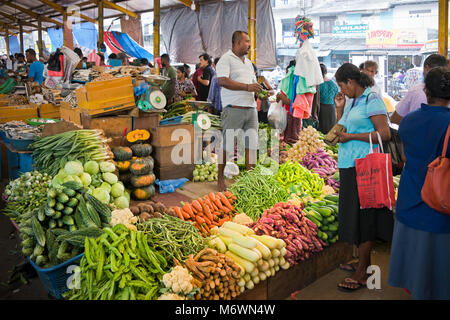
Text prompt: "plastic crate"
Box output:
[[159, 115, 183, 126], [28, 253, 84, 299], [7, 151, 33, 180], [9, 138, 34, 151], [0, 130, 10, 143]]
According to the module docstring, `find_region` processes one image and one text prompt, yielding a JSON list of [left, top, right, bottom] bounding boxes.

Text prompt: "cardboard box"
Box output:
[[154, 164, 194, 181], [152, 143, 195, 168], [75, 76, 136, 116], [133, 110, 160, 132], [150, 123, 194, 147]]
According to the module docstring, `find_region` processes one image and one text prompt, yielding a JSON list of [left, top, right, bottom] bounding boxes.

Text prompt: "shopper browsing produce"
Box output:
[[174, 65, 197, 102], [333, 63, 393, 292], [318, 63, 339, 134], [26, 49, 44, 85], [388, 66, 450, 300], [197, 53, 216, 101], [160, 54, 177, 105]]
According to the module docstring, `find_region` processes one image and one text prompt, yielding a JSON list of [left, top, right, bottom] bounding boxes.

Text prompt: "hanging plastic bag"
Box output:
[[355, 132, 396, 210], [224, 162, 240, 179], [267, 101, 287, 132], [155, 178, 189, 194]]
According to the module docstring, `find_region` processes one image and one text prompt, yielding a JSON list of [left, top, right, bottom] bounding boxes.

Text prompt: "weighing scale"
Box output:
[[187, 101, 213, 130], [138, 74, 170, 112]]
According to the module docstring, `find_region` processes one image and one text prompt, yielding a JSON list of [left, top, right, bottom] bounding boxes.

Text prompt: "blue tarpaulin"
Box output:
[[8, 36, 20, 55], [46, 28, 64, 50], [112, 31, 153, 61], [73, 22, 98, 50]]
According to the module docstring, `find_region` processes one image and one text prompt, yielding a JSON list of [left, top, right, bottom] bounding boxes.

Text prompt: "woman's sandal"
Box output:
[[339, 261, 358, 272], [337, 278, 367, 292]]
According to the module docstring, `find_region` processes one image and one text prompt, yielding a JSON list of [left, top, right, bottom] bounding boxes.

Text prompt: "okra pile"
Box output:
[[64, 224, 169, 300]]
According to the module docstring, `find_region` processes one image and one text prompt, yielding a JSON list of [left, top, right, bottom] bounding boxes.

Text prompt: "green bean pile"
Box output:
[[137, 215, 207, 265], [228, 165, 290, 221], [30, 130, 113, 176]]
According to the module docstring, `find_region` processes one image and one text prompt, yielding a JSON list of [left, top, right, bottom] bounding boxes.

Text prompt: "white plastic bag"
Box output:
[[224, 162, 240, 179], [268, 101, 287, 132]]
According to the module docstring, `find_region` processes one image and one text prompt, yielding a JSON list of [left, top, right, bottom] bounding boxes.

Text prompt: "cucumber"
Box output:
[[321, 225, 329, 231], [63, 187, 76, 197], [315, 207, 333, 217], [57, 193, 70, 204], [62, 216, 75, 226], [44, 206, 55, 217], [55, 202, 64, 212], [31, 217, 46, 247], [47, 199, 56, 208], [37, 209, 46, 222], [324, 195, 339, 203], [63, 207, 74, 215], [326, 215, 336, 223], [306, 214, 322, 228], [67, 198, 79, 208], [48, 220, 57, 229], [62, 181, 84, 191], [328, 223, 338, 232], [306, 208, 323, 221], [53, 211, 62, 219]]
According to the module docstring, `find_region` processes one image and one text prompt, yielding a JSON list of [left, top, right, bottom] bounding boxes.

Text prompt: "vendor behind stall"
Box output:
[[26, 49, 44, 85]]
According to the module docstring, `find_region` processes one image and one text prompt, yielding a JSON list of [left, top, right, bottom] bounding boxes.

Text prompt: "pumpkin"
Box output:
[[132, 185, 156, 200], [116, 160, 131, 172], [112, 146, 133, 161], [119, 172, 133, 185], [129, 158, 152, 175], [127, 129, 150, 143], [130, 173, 156, 188], [131, 143, 153, 157], [142, 156, 155, 170]]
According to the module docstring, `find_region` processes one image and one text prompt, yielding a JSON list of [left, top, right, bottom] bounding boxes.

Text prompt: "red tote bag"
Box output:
[[355, 132, 396, 210]]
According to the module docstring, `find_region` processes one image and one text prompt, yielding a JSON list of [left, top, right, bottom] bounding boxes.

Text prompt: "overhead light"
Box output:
[[191, 1, 196, 10]]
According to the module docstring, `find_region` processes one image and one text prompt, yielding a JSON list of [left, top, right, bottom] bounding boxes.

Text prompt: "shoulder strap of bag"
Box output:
[[442, 124, 450, 157], [368, 131, 384, 154]]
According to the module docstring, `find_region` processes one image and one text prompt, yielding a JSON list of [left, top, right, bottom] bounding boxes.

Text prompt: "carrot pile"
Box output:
[[173, 191, 237, 236]]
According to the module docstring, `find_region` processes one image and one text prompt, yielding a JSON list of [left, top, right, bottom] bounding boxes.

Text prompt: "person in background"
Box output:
[[174, 65, 197, 102], [391, 54, 448, 125], [7, 55, 16, 71], [333, 63, 393, 292], [15, 53, 27, 74], [183, 64, 191, 79], [108, 53, 117, 65], [192, 63, 203, 99], [318, 63, 339, 134], [208, 57, 222, 115], [359, 61, 382, 97], [98, 54, 106, 67], [74, 48, 83, 69], [26, 49, 44, 85], [404, 63, 423, 90], [82, 57, 88, 68], [117, 53, 129, 66], [160, 53, 177, 105], [216, 30, 262, 191], [197, 53, 216, 101], [140, 58, 149, 67], [388, 66, 450, 300]]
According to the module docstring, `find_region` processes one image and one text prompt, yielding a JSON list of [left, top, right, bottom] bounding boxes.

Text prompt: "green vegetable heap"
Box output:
[[193, 163, 218, 182], [275, 161, 324, 199], [64, 224, 169, 300]]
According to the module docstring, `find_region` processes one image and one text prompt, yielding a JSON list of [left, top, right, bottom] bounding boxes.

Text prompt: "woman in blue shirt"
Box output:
[[388, 67, 450, 300], [333, 63, 393, 292], [318, 63, 339, 134]]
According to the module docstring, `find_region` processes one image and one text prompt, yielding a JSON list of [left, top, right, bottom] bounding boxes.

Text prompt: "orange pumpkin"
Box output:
[[127, 129, 150, 143]]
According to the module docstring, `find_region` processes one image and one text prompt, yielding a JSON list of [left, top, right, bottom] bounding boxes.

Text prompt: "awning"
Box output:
[[319, 37, 367, 52], [104, 31, 153, 61], [316, 50, 331, 57]]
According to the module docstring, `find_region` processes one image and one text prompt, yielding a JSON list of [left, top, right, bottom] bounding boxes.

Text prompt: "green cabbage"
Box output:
[[99, 161, 116, 173], [123, 190, 131, 203], [70, 175, 83, 185], [57, 168, 68, 179], [102, 172, 118, 185], [92, 188, 110, 204], [80, 172, 92, 187], [64, 161, 84, 176], [110, 183, 125, 198], [114, 196, 129, 209], [84, 161, 100, 175], [62, 175, 75, 183], [100, 182, 111, 192]]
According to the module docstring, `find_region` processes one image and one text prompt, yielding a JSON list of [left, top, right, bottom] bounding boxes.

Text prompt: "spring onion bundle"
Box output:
[[31, 130, 113, 176]]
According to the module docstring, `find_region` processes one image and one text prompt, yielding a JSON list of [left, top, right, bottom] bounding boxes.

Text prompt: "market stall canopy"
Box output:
[[104, 31, 153, 61], [0, 0, 236, 36], [160, 0, 277, 69]]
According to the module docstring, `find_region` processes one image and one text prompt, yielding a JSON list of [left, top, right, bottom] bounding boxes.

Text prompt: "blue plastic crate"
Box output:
[[159, 115, 183, 126], [28, 253, 84, 299], [7, 151, 33, 180], [9, 139, 34, 151], [0, 130, 10, 143]]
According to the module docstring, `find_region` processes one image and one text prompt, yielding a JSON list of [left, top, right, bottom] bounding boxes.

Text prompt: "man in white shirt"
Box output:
[[216, 30, 262, 191]]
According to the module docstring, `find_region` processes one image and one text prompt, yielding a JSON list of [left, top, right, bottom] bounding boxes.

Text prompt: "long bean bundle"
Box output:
[[228, 165, 290, 221], [138, 215, 207, 265], [30, 130, 113, 176]]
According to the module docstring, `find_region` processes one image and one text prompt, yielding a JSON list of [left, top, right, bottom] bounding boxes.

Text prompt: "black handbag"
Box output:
[[383, 125, 404, 176]]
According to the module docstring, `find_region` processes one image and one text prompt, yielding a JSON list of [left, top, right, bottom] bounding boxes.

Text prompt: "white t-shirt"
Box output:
[[216, 50, 256, 108]]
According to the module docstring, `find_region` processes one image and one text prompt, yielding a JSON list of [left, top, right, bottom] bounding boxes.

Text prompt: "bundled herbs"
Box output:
[[228, 165, 289, 221], [30, 130, 113, 176]]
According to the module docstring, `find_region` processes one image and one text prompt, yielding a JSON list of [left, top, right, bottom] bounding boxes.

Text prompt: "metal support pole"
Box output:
[[5, 27, 9, 56], [153, 0, 160, 75], [438, 0, 449, 56], [38, 19, 43, 58], [248, 0, 256, 64], [98, 0, 104, 52], [19, 24, 24, 54]]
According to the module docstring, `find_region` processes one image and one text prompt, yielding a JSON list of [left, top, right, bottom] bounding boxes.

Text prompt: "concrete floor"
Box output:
[[0, 180, 410, 300]]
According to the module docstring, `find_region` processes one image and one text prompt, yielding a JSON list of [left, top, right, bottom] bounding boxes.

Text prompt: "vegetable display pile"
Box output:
[[64, 225, 168, 300], [138, 215, 208, 265], [228, 165, 290, 221], [302, 195, 339, 246], [208, 222, 289, 292], [275, 161, 324, 199], [159, 265, 199, 300], [112, 140, 156, 201], [301, 149, 340, 191], [129, 201, 177, 222], [52, 160, 128, 209], [248, 202, 326, 265], [172, 191, 237, 236], [3, 171, 52, 222], [285, 126, 326, 162], [318, 132, 339, 159], [19, 181, 109, 267], [182, 111, 221, 130], [180, 248, 242, 300], [110, 208, 138, 231], [31, 130, 113, 177], [163, 100, 192, 119], [193, 162, 218, 182]]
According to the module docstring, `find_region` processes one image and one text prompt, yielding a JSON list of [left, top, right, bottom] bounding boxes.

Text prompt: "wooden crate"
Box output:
[[150, 123, 194, 147], [75, 77, 136, 116], [152, 143, 195, 168], [133, 110, 160, 132], [0, 105, 38, 123], [35, 103, 61, 119], [154, 164, 194, 181], [60, 102, 82, 126]]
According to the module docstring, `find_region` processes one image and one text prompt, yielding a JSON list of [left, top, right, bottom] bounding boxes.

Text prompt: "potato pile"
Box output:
[[286, 126, 326, 162], [129, 201, 177, 221]]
